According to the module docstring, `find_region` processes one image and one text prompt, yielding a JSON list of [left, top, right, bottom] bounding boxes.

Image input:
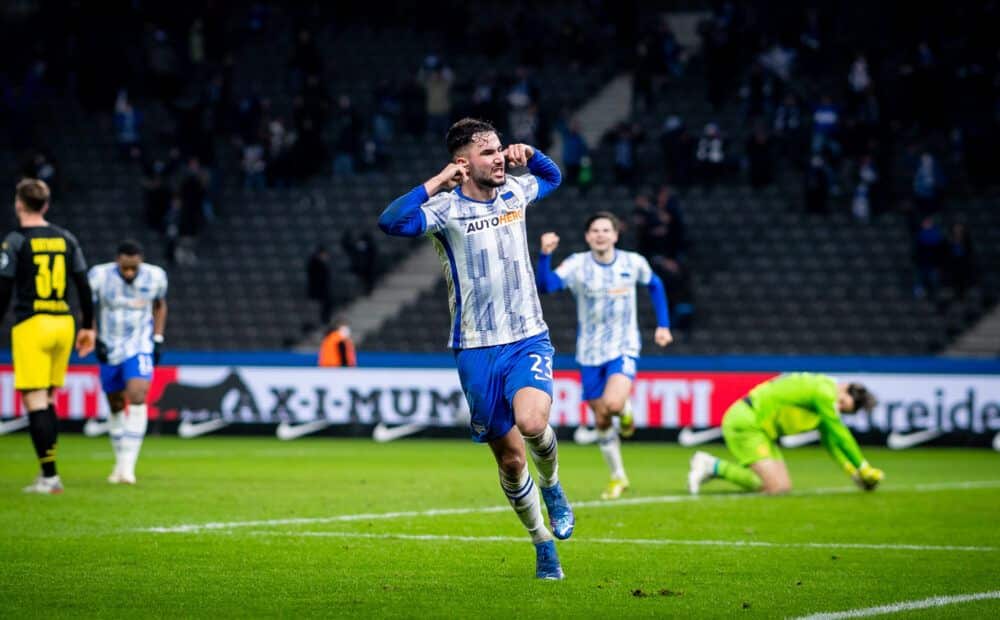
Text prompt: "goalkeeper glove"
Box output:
[[851, 461, 884, 491]]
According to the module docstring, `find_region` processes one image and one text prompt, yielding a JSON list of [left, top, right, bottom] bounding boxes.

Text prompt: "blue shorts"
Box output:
[[454, 332, 555, 443], [100, 353, 154, 394], [580, 355, 637, 401]]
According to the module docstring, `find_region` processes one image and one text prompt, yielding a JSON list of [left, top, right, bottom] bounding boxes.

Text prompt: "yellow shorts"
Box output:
[[11, 314, 75, 391]]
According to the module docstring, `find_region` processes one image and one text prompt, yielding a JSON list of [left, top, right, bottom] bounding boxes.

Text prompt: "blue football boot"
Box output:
[[540, 482, 575, 540]]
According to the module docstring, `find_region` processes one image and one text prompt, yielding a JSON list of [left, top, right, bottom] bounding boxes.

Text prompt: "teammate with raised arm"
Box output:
[[536, 213, 673, 499], [0, 179, 95, 494], [89, 240, 168, 484], [379, 118, 571, 579]]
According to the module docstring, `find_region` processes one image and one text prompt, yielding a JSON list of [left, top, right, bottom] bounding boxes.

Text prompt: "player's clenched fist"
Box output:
[[540, 232, 560, 255], [503, 144, 534, 167], [435, 162, 469, 192]]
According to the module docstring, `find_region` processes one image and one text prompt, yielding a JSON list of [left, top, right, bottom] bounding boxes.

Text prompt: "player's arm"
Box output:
[[636, 255, 672, 346], [68, 235, 95, 357], [152, 297, 167, 365], [815, 394, 881, 489], [646, 273, 673, 346], [535, 233, 566, 294], [510, 145, 561, 201], [72, 270, 95, 357], [378, 163, 467, 237], [0, 276, 12, 318], [0, 233, 22, 317]]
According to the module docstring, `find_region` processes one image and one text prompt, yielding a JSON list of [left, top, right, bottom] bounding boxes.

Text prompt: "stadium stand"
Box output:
[[1, 1, 997, 356]]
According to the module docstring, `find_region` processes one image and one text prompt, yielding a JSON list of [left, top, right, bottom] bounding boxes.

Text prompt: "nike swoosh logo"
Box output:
[[779, 430, 821, 448], [0, 416, 29, 435], [276, 420, 332, 441], [84, 418, 110, 437], [887, 429, 943, 449], [677, 426, 723, 446], [178, 418, 231, 439], [572, 425, 599, 445], [372, 422, 426, 443]]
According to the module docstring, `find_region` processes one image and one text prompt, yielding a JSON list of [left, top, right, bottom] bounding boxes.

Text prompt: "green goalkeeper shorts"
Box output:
[[721, 401, 783, 466]]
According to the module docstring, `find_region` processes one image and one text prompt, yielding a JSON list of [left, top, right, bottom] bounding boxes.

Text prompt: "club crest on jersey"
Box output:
[[464, 208, 524, 234], [500, 191, 519, 211]]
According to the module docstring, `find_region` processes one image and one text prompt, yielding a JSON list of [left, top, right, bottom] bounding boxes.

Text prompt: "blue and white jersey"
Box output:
[[88, 262, 168, 365], [421, 174, 547, 349], [555, 250, 653, 366]]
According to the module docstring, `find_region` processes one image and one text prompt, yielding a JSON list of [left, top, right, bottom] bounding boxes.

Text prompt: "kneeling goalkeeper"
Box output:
[[687, 373, 884, 494]]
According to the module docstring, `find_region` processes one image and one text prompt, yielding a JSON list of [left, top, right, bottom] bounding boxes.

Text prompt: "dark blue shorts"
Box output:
[[100, 354, 154, 394], [580, 355, 637, 401], [454, 332, 554, 443]]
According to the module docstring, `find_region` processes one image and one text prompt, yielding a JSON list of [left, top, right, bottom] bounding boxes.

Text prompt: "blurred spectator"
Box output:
[[912, 215, 946, 301], [178, 157, 208, 263], [846, 53, 872, 112], [114, 90, 143, 158], [772, 93, 805, 165], [804, 154, 831, 214], [912, 151, 944, 216], [745, 124, 774, 189], [419, 55, 454, 137], [331, 95, 362, 176], [695, 123, 726, 189], [341, 230, 378, 295], [759, 39, 795, 83], [373, 79, 400, 144], [659, 116, 695, 188], [557, 117, 589, 185], [318, 317, 357, 367], [741, 62, 774, 120], [21, 150, 57, 187], [633, 187, 694, 332], [811, 94, 840, 157], [306, 246, 334, 325], [142, 159, 172, 232], [241, 143, 267, 191], [851, 155, 878, 221], [944, 223, 976, 301], [289, 29, 323, 91], [610, 122, 642, 186]]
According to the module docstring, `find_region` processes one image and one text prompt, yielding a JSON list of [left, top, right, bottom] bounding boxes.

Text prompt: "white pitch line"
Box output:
[[138, 479, 1000, 534], [248, 531, 995, 553], [793, 590, 1000, 619]]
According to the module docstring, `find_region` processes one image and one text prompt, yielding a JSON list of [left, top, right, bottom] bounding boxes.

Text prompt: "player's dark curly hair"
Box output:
[[446, 118, 499, 155], [846, 383, 878, 413]]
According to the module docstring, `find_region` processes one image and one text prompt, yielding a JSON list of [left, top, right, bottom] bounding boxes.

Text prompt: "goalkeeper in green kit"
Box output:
[[687, 373, 884, 495]]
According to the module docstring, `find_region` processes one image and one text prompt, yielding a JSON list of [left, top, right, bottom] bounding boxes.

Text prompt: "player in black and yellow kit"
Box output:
[[0, 179, 95, 494]]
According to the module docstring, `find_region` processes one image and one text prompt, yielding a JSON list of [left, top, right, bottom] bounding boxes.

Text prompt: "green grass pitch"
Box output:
[[2, 434, 999, 618]]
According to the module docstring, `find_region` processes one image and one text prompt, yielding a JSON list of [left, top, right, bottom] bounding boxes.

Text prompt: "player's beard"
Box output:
[[472, 166, 505, 189]]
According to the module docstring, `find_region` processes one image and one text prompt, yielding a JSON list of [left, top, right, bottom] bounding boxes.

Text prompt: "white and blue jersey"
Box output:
[[537, 249, 669, 366], [380, 149, 562, 442], [88, 262, 168, 366], [379, 151, 561, 349]]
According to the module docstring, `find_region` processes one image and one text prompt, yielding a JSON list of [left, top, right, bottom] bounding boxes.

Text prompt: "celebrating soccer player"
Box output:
[[0, 179, 96, 494], [379, 118, 572, 579], [687, 373, 884, 495], [89, 240, 168, 484], [535, 214, 673, 500]]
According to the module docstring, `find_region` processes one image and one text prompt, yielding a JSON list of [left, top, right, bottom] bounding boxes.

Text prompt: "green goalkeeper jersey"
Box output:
[[746, 373, 866, 471]]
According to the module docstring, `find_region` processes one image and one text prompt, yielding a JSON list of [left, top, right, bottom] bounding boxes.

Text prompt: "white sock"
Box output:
[[500, 466, 551, 543], [119, 404, 148, 478], [108, 411, 125, 470], [597, 426, 626, 480], [523, 425, 559, 487]]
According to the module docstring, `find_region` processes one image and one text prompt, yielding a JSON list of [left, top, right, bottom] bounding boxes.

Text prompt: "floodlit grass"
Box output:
[[2, 435, 998, 618]]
